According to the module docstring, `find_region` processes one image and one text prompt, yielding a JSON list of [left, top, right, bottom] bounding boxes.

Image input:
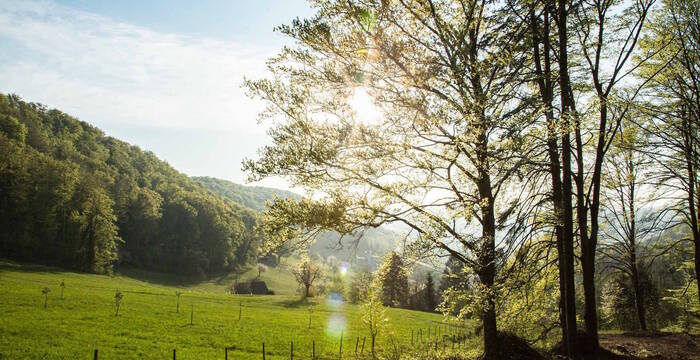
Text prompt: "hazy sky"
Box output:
[[0, 0, 314, 188]]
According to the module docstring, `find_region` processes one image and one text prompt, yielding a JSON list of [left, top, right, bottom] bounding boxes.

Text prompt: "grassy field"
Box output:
[[0, 260, 477, 359]]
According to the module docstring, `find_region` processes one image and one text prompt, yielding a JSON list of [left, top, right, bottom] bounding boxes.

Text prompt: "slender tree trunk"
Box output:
[[682, 115, 700, 303], [530, 5, 576, 354], [579, 100, 608, 347]]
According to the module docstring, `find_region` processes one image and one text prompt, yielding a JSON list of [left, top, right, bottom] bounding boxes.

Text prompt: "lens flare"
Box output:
[[325, 313, 347, 337]]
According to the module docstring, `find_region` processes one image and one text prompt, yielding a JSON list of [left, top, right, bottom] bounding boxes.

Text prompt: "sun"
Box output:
[[348, 87, 382, 124]]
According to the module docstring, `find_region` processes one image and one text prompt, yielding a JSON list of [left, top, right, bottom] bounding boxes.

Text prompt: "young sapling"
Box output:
[[114, 289, 123, 316], [42, 287, 50, 309], [175, 291, 182, 313], [308, 305, 314, 329]]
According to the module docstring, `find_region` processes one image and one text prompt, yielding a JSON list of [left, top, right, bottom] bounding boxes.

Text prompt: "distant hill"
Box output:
[[194, 176, 399, 266], [192, 176, 300, 211]]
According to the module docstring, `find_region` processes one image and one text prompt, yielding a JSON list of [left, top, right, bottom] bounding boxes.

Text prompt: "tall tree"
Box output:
[[636, 0, 700, 303], [424, 272, 436, 311], [376, 251, 409, 307], [521, 0, 578, 353], [245, 1, 535, 357], [569, 0, 656, 344], [599, 120, 670, 330], [73, 178, 121, 273]]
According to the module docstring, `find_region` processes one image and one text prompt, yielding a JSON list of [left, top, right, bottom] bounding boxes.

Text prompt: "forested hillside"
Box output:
[[0, 94, 261, 276], [194, 176, 399, 264], [193, 176, 300, 211]]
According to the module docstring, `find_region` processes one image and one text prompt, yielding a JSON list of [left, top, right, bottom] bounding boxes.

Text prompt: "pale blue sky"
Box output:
[[0, 0, 313, 188]]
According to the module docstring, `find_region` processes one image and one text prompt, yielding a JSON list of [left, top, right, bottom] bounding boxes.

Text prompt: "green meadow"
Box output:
[[0, 261, 476, 359]]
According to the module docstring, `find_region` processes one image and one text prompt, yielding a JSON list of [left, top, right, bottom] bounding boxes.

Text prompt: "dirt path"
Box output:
[[599, 332, 700, 359]]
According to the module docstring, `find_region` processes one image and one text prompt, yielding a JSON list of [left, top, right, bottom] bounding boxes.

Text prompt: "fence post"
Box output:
[[93, 349, 98, 360], [339, 331, 343, 360], [225, 347, 228, 360], [262, 342, 265, 360], [173, 348, 176, 360]]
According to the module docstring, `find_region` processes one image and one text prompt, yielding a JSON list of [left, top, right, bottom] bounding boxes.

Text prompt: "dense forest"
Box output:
[[0, 93, 261, 276]]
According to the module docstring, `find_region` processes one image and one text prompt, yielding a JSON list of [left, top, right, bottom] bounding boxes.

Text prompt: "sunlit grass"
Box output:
[[0, 260, 475, 359]]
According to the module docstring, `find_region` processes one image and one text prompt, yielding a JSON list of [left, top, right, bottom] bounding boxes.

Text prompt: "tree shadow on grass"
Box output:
[[116, 266, 249, 288], [0, 259, 69, 275], [275, 297, 313, 308], [0, 258, 244, 290], [116, 267, 206, 287]]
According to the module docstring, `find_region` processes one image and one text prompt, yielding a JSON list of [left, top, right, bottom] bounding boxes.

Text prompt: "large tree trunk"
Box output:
[[476, 122, 499, 359], [631, 265, 647, 331], [555, 0, 578, 355], [478, 196, 499, 360]]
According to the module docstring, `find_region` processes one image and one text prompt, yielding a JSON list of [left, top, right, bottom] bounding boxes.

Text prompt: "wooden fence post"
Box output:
[[339, 331, 343, 360], [225, 347, 228, 360], [93, 349, 98, 360], [173, 348, 176, 360]]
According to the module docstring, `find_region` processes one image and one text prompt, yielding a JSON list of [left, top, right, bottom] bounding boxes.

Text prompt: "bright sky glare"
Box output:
[[0, 0, 313, 188]]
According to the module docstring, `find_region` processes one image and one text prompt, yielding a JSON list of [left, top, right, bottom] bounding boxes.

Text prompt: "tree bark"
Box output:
[[476, 115, 498, 359], [682, 114, 700, 304], [530, 4, 577, 353], [555, 0, 579, 355]]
